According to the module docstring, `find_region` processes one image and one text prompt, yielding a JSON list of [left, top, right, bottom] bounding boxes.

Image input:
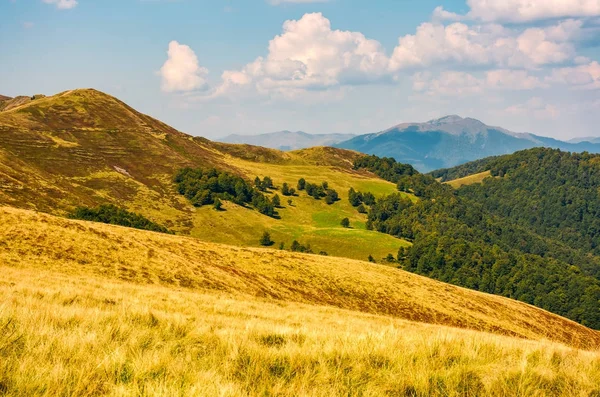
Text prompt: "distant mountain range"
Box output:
[[219, 130, 355, 151], [220, 116, 600, 172], [569, 137, 600, 144]]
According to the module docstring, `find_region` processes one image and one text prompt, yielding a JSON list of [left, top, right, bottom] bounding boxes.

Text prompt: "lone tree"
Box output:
[[297, 178, 306, 191], [213, 197, 223, 211], [260, 231, 274, 246], [341, 218, 350, 228], [368, 255, 376, 263], [272, 194, 281, 207]]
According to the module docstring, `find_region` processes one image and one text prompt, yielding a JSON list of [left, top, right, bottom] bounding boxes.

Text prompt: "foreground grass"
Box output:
[[1, 266, 600, 396], [3, 206, 600, 349]]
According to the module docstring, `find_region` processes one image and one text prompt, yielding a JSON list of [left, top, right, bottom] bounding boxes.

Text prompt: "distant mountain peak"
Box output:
[[427, 115, 465, 124]]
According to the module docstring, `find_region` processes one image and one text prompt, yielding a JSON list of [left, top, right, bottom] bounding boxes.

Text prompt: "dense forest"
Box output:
[[69, 205, 171, 233], [354, 150, 600, 329], [174, 168, 276, 217]]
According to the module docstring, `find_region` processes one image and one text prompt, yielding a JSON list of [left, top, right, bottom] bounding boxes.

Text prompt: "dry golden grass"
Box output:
[[446, 171, 492, 189], [1, 206, 598, 351], [1, 208, 600, 396], [2, 266, 600, 396]]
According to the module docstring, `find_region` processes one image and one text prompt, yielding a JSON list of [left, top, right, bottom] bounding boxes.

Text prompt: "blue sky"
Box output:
[[2, 0, 600, 139]]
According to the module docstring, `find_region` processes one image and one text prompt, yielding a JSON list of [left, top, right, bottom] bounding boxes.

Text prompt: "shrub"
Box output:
[[260, 231, 274, 246]]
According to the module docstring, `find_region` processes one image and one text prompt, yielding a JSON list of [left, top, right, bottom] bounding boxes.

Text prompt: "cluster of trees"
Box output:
[[353, 155, 417, 182], [69, 204, 171, 234], [281, 183, 296, 197], [348, 188, 376, 213], [174, 168, 276, 217], [353, 152, 600, 329], [254, 176, 274, 191], [297, 178, 339, 205]]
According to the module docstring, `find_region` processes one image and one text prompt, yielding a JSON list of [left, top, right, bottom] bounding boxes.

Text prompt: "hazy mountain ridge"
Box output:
[[336, 116, 600, 172], [219, 130, 356, 151]]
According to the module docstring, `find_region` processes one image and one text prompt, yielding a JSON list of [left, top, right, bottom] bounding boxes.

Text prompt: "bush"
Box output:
[[69, 205, 171, 234], [260, 231, 274, 246], [341, 218, 350, 228], [297, 178, 306, 191]]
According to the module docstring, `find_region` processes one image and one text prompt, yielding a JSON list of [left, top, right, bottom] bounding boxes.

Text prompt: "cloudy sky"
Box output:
[[2, 0, 600, 139]]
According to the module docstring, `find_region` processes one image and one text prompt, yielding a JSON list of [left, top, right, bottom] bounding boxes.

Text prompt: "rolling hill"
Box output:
[[219, 130, 355, 151], [336, 115, 600, 172], [0, 88, 409, 261], [1, 206, 599, 395]]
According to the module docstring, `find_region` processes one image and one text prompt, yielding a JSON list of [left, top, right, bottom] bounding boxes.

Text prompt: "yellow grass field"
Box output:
[[1, 207, 600, 396], [446, 171, 492, 189]]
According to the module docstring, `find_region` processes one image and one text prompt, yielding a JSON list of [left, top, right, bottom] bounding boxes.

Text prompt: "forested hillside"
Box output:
[[355, 149, 600, 329]]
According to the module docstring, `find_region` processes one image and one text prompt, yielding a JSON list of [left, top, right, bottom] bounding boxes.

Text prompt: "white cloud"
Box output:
[[389, 21, 577, 71], [466, 0, 600, 23], [486, 69, 547, 90], [42, 0, 78, 9], [160, 41, 208, 93], [432, 6, 464, 22], [413, 71, 484, 96], [549, 61, 600, 89], [506, 97, 560, 119], [214, 13, 390, 97], [413, 69, 546, 97]]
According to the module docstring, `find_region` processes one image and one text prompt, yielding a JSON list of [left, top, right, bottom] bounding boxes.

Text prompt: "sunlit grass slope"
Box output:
[[0, 89, 410, 260], [445, 170, 492, 189], [1, 207, 600, 396], [1, 206, 598, 349]]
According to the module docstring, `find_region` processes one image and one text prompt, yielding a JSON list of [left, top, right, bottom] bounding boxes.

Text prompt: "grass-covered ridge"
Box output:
[[0, 89, 410, 261], [1, 206, 600, 396], [1, 206, 598, 349]]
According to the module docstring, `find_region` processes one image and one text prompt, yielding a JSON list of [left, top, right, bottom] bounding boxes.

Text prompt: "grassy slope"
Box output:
[[2, 206, 598, 349], [1, 207, 600, 396], [445, 171, 492, 189], [0, 89, 408, 261]]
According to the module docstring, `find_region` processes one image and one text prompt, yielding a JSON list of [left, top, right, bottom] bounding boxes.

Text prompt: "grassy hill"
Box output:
[[1, 207, 599, 396], [445, 170, 492, 188], [0, 89, 409, 261]]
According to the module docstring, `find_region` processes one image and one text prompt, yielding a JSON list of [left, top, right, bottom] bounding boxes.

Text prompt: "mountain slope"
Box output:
[[336, 116, 600, 172], [3, 206, 598, 349], [356, 150, 600, 329], [2, 206, 600, 395], [0, 89, 408, 261], [219, 130, 356, 151]]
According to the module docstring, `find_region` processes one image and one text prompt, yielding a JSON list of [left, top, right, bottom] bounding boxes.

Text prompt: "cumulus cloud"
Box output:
[[413, 69, 546, 97], [549, 61, 600, 89], [432, 6, 464, 22], [486, 69, 547, 90], [413, 71, 484, 96], [389, 22, 577, 71], [175, 12, 592, 102], [214, 13, 390, 97], [466, 0, 600, 23], [160, 41, 208, 93], [42, 0, 78, 9]]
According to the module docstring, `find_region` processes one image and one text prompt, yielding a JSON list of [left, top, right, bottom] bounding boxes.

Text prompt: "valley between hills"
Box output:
[[1, 89, 600, 396]]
